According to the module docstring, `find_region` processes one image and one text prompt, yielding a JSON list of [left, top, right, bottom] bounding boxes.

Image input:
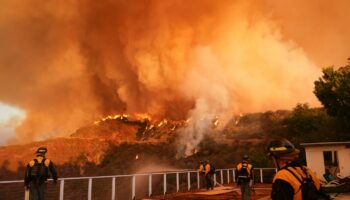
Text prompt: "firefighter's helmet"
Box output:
[[242, 154, 249, 160], [36, 147, 47, 154], [267, 139, 299, 158]]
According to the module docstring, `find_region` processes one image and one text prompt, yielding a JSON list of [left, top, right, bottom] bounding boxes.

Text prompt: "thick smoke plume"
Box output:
[[0, 0, 349, 144]]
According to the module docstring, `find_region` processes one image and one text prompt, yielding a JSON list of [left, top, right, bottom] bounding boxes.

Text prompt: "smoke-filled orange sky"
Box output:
[[0, 0, 349, 144]]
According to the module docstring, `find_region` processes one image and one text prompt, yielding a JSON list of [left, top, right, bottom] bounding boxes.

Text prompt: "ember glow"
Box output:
[[0, 0, 349, 144], [134, 113, 152, 121], [94, 114, 128, 125]]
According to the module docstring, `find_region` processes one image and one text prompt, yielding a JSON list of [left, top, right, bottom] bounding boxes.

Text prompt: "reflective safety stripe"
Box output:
[[270, 147, 288, 151], [237, 175, 249, 178]]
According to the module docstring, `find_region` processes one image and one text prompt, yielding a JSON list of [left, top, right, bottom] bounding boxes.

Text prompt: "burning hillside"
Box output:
[[72, 113, 185, 142], [0, 111, 264, 172], [2, 105, 348, 181], [0, 113, 185, 172]]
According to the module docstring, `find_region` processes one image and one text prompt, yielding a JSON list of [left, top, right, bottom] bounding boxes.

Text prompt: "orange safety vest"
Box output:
[[199, 164, 204, 173], [273, 166, 321, 200], [28, 156, 51, 167], [205, 164, 211, 174], [236, 162, 253, 177]]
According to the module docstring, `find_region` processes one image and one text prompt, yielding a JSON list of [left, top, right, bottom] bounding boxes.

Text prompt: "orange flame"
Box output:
[[93, 114, 128, 125], [134, 113, 152, 121]]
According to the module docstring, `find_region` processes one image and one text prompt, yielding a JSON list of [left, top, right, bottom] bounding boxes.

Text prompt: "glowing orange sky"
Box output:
[[0, 0, 349, 144]]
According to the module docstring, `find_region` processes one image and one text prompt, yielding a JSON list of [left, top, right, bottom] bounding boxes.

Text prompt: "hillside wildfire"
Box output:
[[1, 105, 349, 181], [0, 116, 173, 171], [0, 111, 273, 174], [1, 1, 350, 199]]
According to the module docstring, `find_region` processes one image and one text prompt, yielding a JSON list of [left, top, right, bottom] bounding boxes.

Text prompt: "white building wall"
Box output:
[[338, 148, 350, 177], [305, 148, 325, 180], [304, 145, 349, 180]]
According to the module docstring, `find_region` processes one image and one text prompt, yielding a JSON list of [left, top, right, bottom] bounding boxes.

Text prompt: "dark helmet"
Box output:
[[242, 154, 249, 160], [36, 147, 47, 154], [267, 139, 299, 158], [200, 160, 204, 164]]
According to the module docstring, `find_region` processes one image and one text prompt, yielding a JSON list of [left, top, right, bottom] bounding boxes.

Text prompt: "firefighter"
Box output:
[[236, 154, 254, 200], [204, 160, 214, 190], [198, 161, 205, 188], [267, 139, 330, 200], [24, 147, 58, 200], [199, 161, 205, 173]]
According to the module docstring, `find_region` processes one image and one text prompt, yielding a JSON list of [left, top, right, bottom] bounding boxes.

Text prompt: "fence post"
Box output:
[[260, 168, 263, 183], [232, 168, 235, 183], [227, 169, 230, 184], [132, 175, 136, 200], [187, 172, 191, 191], [163, 173, 167, 195], [197, 171, 200, 189], [220, 170, 223, 184], [88, 178, 92, 200], [214, 173, 217, 186], [59, 179, 64, 200], [112, 177, 116, 200], [149, 174, 152, 197], [176, 173, 179, 192]]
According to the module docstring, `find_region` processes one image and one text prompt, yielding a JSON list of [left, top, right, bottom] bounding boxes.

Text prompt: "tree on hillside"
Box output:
[[282, 103, 328, 137], [314, 59, 350, 127]]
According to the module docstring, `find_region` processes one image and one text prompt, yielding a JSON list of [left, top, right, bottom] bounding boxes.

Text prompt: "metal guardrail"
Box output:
[[0, 168, 277, 200]]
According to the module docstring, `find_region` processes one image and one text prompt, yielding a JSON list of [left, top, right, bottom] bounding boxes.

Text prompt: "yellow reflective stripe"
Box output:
[[270, 147, 287, 151]]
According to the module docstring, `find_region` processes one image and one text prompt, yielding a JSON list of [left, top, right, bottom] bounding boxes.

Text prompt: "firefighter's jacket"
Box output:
[[24, 156, 58, 186], [205, 164, 211, 175], [272, 163, 321, 200], [199, 164, 205, 173], [235, 161, 254, 181]]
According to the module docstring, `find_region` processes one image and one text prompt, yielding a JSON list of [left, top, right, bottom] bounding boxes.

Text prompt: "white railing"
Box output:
[[0, 168, 276, 200]]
